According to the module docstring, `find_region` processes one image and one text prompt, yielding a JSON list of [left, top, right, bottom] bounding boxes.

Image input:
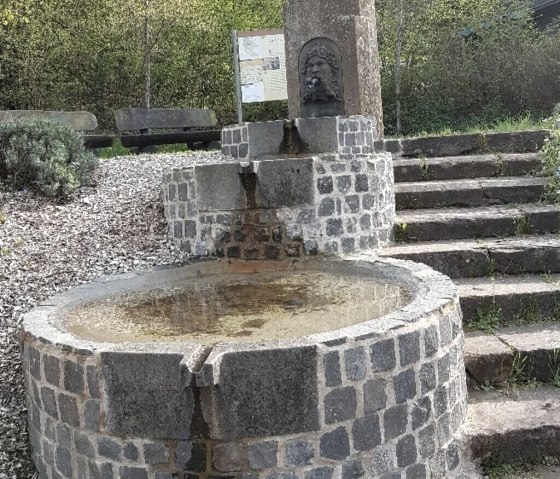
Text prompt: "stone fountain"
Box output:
[[21, 1, 472, 478]]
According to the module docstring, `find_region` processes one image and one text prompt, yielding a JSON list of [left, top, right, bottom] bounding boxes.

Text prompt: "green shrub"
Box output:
[[542, 129, 560, 203], [0, 119, 99, 197]]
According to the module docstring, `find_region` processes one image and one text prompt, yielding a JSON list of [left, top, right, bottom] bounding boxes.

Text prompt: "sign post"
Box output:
[[232, 28, 288, 125]]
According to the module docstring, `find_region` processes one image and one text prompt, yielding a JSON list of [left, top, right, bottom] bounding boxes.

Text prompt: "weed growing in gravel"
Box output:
[[469, 301, 502, 332], [541, 130, 560, 203], [418, 156, 430, 180], [548, 349, 560, 388], [0, 210, 6, 224], [513, 214, 530, 235], [482, 453, 559, 478]]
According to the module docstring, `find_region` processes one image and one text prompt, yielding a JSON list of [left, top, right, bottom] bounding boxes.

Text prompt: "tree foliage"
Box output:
[[0, 0, 558, 135]]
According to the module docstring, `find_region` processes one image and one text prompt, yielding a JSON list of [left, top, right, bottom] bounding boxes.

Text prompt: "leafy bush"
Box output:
[[0, 119, 99, 197]]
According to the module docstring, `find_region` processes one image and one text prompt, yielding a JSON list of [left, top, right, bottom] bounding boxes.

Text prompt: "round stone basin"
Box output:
[[62, 268, 410, 344], [22, 256, 468, 479]]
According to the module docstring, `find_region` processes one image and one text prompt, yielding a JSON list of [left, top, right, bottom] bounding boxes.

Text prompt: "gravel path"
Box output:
[[0, 151, 228, 478]]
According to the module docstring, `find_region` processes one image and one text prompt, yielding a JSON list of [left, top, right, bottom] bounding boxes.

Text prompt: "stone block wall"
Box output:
[[22, 257, 470, 479], [162, 152, 395, 259]]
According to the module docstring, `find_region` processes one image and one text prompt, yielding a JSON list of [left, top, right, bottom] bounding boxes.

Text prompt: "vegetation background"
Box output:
[[0, 0, 559, 137]]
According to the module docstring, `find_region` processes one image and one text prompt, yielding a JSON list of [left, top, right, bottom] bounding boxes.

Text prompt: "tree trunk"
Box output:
[[395, 0, 404, 136], [143, 1, 151, 109]]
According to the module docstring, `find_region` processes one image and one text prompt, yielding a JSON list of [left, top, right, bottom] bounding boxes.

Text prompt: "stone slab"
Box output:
[[456, 274, 560, 326], [381, 235, 560, 278], [395, 177, 546, 210], [247, 121, 284, 158], [463, 332, 513, 385], [100, 352, 193, 439], [0, 110, 98, 130], [497, 322, 560, 381], [195, 163, 245, 212], [254, 158, 315, 208], [114, 108, 217, 131], [293, 117, 338, 154], [203, 346, 320, 439], [393, 153, 542, 183], [466, 385, 560, 463], [484, 130, 550, 154], [395, 204, 560, 243]]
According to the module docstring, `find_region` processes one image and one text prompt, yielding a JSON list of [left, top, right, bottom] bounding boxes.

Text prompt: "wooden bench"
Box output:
[[0, 110, 114, 149], [114, 108, 221, 150]]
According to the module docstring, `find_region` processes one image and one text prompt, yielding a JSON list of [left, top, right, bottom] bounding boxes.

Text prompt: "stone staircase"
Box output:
[[378, 130, 560, 467]]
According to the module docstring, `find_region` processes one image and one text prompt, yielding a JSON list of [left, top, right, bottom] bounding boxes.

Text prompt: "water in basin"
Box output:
[[62, 269, 410, 344]]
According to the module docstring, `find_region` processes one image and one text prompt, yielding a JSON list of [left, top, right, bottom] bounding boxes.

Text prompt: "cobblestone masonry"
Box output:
[[220, 116, 378, 160], [22, 256, 470, 479], [162, 152, 394, 259]]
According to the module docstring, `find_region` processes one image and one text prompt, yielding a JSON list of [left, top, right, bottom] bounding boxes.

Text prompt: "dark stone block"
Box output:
[[324, 351, 342, 387], [55, 446, 72, 478], [397, 435, 417, 468], [320, 426, 350, 460], [58, 393, 80, 427], [185, 221, 197, 238], [305, 467, 333, 479], [86, 365, 100, 399], [227, 246, 241, 259], [319, 198, 335, 217], [239, 143, 249, 158], [355, 174, 369, 193], [341, 238, 355, 254], [177, 441, 194, 469], [29, 346, 41, 380], [271, 226, 283, 242], [297, 208, 316, 224], [434, 386, 449, 418], [100, 352, 193, 438], [56, 423, 72, 449], [447, 441, 460, 471], [178, 183, 189, 201], [285, 439, 314, 466], [143, 442, 169, 465], [326, 218, 344, 237], [204, 347, 319, 438], [420, 362, 437, 394], [124, 442, 139, 461], [212, 443, 244, 472], [438, 353, 451, 384], [248, 441, 278, 469], [324, 387, 357, 424], [362, 194, 375, 209], [84, 400, 100, 432], [120, 466, 148, 479], [370, 339, 396, 372], [412, 396, 432, 430], [394, 368, 417, 403], [384, 404, 408, 441], [98, 437, 122, 461], [352, 415, 381, 451], [437, 413, 452, 445], [344, 347, 367, 381], [75, 432, 95, 458], [342, 458, 365, 479], [336, 176, 352, 193], [267, 474, 297, 479], [41, 387, 58, 419], [317, 176, 334, 194], [364, 378, 387, 414], [345, 195, 360, 213], [43, 355, 60, 386], [406, 464, 427, 479], [398, 331, 421, 367], [174, 221, 183, 238], [419, 424, 436, 458], [424, 326, 438, 358], [264, 245, 280, 260], [360, 214, 371, 231]]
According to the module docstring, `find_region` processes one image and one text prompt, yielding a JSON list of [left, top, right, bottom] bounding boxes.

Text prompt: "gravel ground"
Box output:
[[0, 151, 228, 478]]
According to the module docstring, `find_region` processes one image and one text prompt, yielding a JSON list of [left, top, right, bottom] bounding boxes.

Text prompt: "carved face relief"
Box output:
[[299, 38, 344, 118]]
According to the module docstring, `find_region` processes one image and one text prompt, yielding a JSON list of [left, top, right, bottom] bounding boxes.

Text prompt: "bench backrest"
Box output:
[[114, 108, 218, 132], [0, 110, 98, 131]]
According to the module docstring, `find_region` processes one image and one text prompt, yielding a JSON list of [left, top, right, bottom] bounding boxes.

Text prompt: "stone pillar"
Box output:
[[284, 0, 384, 136]]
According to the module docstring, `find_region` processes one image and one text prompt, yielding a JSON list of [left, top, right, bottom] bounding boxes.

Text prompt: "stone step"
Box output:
[[393, 153, 542, 183], [395, 177, 547, 210], [466, 385, 560, 463], [464, 322, 560, 386], [379, 235, 560, 278], [376, 129, 550, 158], [395, 204, 560, 242], [455, 275, 560, 327]]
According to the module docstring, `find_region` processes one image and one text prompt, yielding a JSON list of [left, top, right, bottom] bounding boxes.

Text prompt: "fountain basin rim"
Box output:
[[21, 255, 458, 373]]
